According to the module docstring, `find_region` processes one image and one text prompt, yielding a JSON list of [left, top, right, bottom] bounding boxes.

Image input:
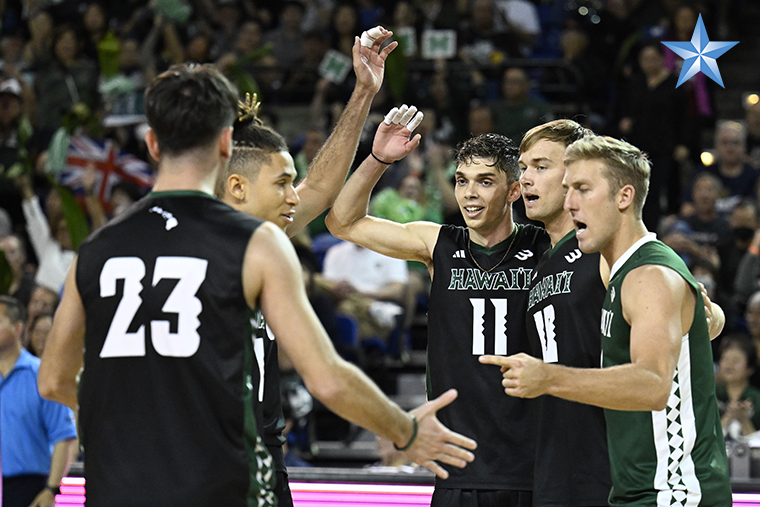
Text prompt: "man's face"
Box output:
[[747, 302, 760, 339], [715, 128, 745, 165], [231, 151, 300, 231], [519, 139, 568, 225], [0, 304, 21, 352], [0, 236, 24, 275], [563, 159, 620, 254], [28, 287, 57, 322], [692, 176, 718, 214], [0, 94, 21, 126], [455, 157, 515, 237]]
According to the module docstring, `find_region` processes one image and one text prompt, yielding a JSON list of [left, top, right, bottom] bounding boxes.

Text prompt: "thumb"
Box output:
[[418, 388, 458, 416]]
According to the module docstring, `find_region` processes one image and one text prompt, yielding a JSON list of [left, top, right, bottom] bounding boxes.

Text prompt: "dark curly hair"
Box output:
[[454, 133, 520, 183]]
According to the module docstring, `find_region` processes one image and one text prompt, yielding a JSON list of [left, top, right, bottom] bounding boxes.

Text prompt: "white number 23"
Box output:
[[98, 256, 208, 358]]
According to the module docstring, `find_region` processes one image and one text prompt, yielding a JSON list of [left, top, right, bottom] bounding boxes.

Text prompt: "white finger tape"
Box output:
[[360, 26, 385, 48], [400, 105, 418, 125], [384, 107, 400, 125], [407, 111, 424, 132], [394, 105, 409, 124]]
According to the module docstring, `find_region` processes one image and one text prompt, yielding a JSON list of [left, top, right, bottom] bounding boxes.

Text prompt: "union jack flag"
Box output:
[[56, 135, 155, 213]]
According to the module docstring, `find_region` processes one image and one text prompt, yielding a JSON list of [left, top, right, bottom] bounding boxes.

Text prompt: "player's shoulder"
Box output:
[[515, 223, 550, 254]]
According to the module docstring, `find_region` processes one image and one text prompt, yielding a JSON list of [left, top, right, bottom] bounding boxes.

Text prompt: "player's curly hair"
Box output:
[[454, 133, 520, 184]]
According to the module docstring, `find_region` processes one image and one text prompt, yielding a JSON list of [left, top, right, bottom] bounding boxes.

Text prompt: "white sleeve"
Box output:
[[22, 196, 56, 261]]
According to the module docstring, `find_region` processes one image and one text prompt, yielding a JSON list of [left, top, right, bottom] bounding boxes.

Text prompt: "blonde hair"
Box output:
[[564, 135, 651, 218], [520, 119, 590, 153]]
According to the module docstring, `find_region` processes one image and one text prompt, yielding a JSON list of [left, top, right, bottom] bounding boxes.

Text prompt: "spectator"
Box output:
[[716, 334, 760, 437], [721, 200, 760, 325], [25, 284, 59, 348], [321, 241, 409, 345], [613, 40, 689, 229], [280, 381, 314, 468], [14, 175, 75, 294], [494, 0, 542, 56], [81, 3, 110, 64], [660, 3, 713, 161], [27, 311, 53, 357], [0, 28, 31, 76], [414, 71, 471, 146], [747, 101, 760, 169], [208, 0, 244, 61], [697, 121, 760, 213], [263, 1, 307, 67], [662, 172, 731, 273], [0, 77, 34, 229], [33, 24, 100, 144], [492, 67, 553, 144], [458, 0, 519, 65], [0, 234, 35, 307], [293, 127, 326, 181], [0, 295, 77, 507], [22, 10, 54, 68], [467, 103, 496, 138], [281, 30, 330, 104], [329, 3, 359, 56]]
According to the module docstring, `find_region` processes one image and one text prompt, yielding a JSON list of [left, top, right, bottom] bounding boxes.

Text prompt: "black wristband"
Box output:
[[45, 484, 61, 495], [394, 414, 418, 451], [371, 152, 393, 165]]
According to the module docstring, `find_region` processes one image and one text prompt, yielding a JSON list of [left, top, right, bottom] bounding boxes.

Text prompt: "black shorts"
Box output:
[[274, 470, 293, 507], [431, 488, 533, 507]]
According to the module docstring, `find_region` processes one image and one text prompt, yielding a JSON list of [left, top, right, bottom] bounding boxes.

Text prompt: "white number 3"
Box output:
[[98, 256, 208, 358]]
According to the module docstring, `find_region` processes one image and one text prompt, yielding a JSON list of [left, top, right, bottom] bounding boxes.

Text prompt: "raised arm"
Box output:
[[243, 222, 476, 477], [480, 265, 690, 412], [38, 259, 85, 411], [288, 28, 397, 237], [325, 106, 441, 266]]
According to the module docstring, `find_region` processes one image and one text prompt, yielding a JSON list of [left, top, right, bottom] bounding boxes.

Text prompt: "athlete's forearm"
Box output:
[[290, 86, 375, 236], [325, 154, 388, 237], [543, 361, 673, 412]]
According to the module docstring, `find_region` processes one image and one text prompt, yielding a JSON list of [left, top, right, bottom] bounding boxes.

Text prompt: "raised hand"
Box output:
[[353, 26, 398, 94], [403, 389, 477, 479], [372, 105, 424, 164]]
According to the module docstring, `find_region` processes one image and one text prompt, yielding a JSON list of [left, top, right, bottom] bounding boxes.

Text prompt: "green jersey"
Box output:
[[601, 234, 730, 506]]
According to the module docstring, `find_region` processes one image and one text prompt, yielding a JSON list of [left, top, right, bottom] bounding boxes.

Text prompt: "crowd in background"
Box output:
[[3, 0, 760, 463]]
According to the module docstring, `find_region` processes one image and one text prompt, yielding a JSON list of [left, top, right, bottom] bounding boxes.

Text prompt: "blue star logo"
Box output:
[[661, 14, 738, 88]]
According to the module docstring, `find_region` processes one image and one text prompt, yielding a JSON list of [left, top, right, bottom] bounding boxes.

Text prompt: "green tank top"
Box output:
[[601, 234, 730, 506]]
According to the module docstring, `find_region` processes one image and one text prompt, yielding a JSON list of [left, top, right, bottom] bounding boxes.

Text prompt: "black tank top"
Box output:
[[76, 191, 275, 507], [428, 223, 548, 490], [526, 230, 611, 506]]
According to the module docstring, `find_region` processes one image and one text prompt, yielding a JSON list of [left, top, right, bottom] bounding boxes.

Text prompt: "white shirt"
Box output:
[[22, 196, 75, 294], [322, 241, 408, 294]]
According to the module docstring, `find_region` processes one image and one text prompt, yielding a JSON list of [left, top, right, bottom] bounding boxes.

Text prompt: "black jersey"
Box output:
[[250, 309, 287, 471], [428, 223, 549, 490], [76, 191, 275, 507], [526, 231, 611, 506]]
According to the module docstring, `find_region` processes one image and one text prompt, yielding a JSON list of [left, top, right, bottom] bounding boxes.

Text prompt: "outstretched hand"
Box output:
[[372, 105, 423, 164], [353, 26, 397, 94], [479, 353, 548, 399], [404, 388, 477, 479]]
